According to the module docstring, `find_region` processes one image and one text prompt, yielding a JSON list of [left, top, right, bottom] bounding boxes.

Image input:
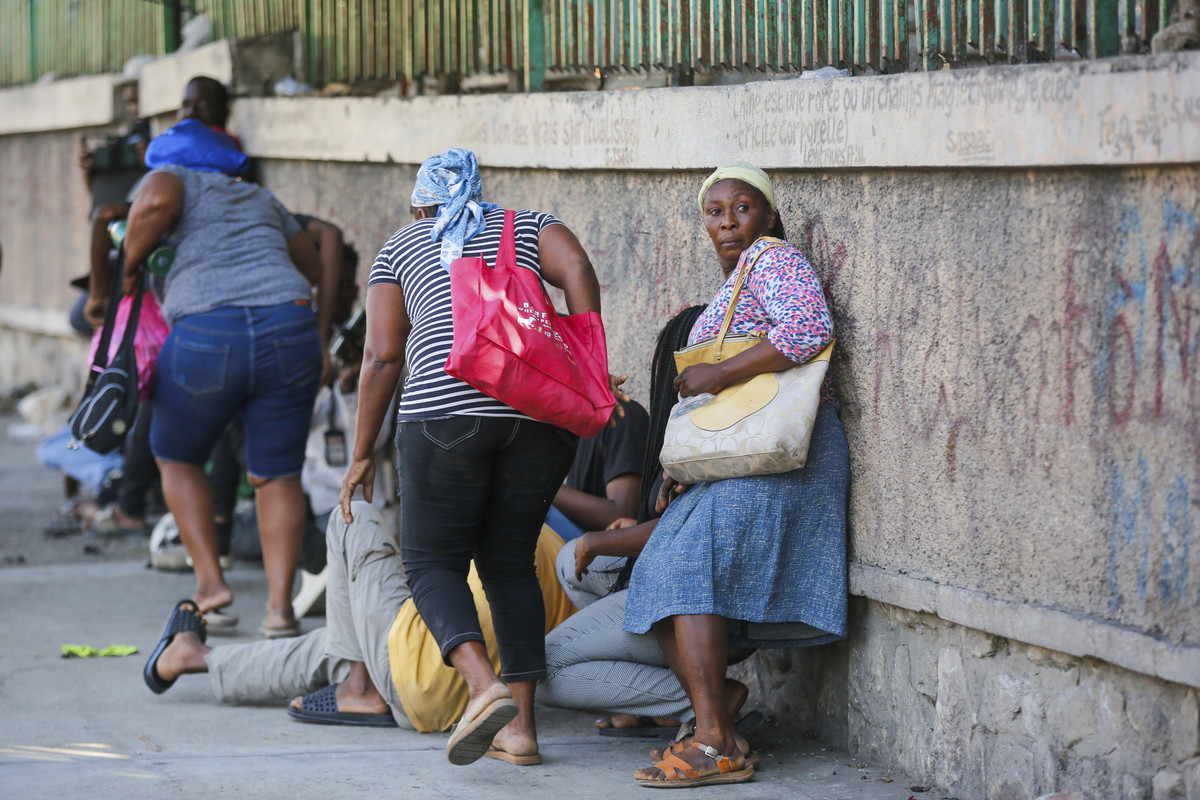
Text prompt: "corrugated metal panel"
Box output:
[[0, 0, 1180, 89]]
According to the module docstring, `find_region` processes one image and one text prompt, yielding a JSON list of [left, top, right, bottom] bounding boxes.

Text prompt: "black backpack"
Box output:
[[68, 249, 144, 455]]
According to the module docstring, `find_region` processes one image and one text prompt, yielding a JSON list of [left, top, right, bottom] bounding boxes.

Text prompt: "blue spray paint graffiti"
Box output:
[[1105, 200, 1199, 618]]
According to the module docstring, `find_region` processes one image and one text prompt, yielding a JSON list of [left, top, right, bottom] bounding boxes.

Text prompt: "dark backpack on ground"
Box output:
[[68, 249, 144, 455]]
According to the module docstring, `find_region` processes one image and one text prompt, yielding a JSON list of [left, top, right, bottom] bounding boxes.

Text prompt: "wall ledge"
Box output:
[[0, 303, 78, 339], [850, 563, 1200, 689], [0, 74, 118, 134], [234, 50, 1200, 171]]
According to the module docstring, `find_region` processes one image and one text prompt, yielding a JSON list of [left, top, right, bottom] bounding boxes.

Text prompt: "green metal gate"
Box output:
[[0, 0, 1175, 90]]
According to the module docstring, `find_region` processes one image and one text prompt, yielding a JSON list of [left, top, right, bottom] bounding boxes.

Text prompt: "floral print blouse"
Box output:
[[688, 237, 837, 403]]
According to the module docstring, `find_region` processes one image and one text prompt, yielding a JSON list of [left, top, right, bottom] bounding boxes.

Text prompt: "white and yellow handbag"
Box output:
[[659, 241, 833, 483]]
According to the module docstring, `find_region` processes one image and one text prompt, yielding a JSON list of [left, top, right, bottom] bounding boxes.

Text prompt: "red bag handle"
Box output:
[[495, 209, 517, 271]]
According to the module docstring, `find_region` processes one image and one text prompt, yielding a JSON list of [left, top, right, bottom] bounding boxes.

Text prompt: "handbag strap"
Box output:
[[712, 237, 785, 361], [89, 246, 126, 377], [495, 209, 517, 271], [326, 387, 342, 432], [89, 247, 144, 385]]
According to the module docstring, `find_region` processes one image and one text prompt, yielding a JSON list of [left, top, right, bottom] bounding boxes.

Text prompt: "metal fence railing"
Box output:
[[0, 0, 1175, 90], [1, 0, 169, 87]]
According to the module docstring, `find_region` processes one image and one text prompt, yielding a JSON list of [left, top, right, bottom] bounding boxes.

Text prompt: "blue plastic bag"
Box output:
[[144, 118, 249, 176]]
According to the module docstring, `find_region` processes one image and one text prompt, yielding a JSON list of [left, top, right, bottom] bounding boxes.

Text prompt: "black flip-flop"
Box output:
[[287, 685, 398, 727], [143, 599, 207, 695], [597, 715, 681, 738]]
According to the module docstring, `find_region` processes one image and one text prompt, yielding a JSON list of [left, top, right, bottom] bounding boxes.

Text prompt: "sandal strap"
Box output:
[[652, 750, 701, 780], [166, 600, 207, 643], [689, 742, 743, 775]]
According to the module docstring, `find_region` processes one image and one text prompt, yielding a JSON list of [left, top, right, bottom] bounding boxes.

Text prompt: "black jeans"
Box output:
[[398, 415, 577, 682]]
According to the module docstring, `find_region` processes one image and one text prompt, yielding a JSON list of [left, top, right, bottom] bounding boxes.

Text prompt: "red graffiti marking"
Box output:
[[1061, 230, 1092, 428], [1108, 314, 1136, 426], [1152, 241, 1169, 419]]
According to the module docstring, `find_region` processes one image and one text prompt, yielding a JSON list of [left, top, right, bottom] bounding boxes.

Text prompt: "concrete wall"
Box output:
[[2, 48, 1198, 800]]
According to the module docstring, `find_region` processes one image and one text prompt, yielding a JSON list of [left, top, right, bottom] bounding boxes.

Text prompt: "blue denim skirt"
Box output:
[[623, 402, 850, 646], [151, 301, 322, 479]]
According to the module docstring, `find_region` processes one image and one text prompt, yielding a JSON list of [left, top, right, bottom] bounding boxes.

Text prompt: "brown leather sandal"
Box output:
[[635, 742, 755, 788], [650, 734, 760, 767]]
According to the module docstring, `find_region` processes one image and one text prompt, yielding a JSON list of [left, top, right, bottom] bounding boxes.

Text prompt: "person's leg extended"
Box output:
[[476, 419, 577, 756], [315, 501, 413, 727], [148, 601, 343, 702]]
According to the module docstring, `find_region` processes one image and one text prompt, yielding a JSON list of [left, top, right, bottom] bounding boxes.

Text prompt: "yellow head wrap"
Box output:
[[697, 163, 776, 213]]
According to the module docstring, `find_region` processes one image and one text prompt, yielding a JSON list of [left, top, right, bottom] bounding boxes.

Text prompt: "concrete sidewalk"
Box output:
[[0, 419, 921, 800]]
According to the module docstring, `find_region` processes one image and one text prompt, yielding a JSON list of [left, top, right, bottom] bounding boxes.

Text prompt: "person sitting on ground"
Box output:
[[545, 398, 649, 542], [539, 308, 761, 748], [617, 163, 848, 788], [142, 502, 573, 765]]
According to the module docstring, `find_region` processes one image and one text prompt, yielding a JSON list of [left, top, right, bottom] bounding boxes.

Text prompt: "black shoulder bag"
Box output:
[[68, 247, 144, 455]]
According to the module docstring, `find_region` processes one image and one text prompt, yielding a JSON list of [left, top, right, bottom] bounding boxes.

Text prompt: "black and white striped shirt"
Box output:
[[367, 208, 562, 420]]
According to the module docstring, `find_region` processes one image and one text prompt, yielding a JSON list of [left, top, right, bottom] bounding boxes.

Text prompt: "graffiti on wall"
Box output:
[[793, 194, 1198, 640]]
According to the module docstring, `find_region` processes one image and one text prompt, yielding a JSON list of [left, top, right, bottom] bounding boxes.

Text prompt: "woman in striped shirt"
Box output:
[[339, 149, 614, 768]]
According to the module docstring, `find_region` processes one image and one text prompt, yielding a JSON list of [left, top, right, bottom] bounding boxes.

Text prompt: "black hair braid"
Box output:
[[770, 211, 787, 241], [637, 304, 709, 522], [609, 304, 708, 594]]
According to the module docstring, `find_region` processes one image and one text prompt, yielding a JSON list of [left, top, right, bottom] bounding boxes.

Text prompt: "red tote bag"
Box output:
[[445, 210, 615, 438]]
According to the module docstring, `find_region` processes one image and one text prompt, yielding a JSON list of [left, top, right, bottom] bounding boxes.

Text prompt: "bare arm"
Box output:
[[339, 282, 409, 522], [286, 230, 332, 346], [553, 473, 641, 532], [574, 518, 658, 581], [84, 202, 129, 326], [538, 222, 631, 418], [537, 223, 601, 315], [301, 217, 346, 347], [123, 173, 184, 293], [675, 339, 799, 398]]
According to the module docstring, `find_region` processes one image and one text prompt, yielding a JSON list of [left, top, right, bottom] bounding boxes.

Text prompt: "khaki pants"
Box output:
[[206, 502, 414, 729]]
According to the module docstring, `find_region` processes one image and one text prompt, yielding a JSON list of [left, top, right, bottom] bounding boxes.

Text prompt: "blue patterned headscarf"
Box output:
[[411, 148, 499, 272]]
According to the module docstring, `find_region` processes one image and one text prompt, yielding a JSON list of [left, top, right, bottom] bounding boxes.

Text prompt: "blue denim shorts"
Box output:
[[151, 301, 322, 479]]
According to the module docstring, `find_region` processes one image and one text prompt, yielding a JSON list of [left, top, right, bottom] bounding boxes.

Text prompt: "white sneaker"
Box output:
[[185, 553, 234, 570], [152, 513, 233, 570], [292, 567, 327, 618]]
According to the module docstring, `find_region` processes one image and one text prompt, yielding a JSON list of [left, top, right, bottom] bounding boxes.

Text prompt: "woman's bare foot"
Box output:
[[491, 723, 538, 758], [73, 500, 102, 527], [193, 584, 234, 615], [110, 505, 146, 532], [262, 606, 298, 635], [152, 609, 212, 683], [595, 714, 680, 732], [289, 662, 388, 716]]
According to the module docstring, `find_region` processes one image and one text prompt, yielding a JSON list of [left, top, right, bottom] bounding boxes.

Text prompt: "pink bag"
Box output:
[[88, 290, 169, 402], [445, 210, 615, 438]]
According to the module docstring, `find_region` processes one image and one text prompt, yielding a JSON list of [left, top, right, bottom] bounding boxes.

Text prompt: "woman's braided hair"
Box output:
[[607, 304, 708, 593], [637, 304, 709, 522]]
